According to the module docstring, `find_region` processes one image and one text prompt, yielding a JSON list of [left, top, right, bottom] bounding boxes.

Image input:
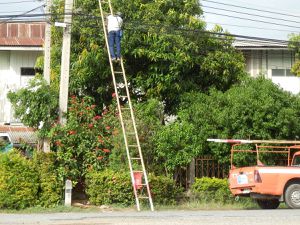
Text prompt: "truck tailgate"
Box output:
[[229, 167, 257, 194]]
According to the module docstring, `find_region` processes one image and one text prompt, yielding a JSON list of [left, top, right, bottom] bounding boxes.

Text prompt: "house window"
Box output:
[[21, 67, 35, 76], [272, 69, 294, 77]]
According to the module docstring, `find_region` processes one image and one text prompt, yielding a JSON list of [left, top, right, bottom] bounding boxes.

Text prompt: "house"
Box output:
[[0, 125, 38, 152], [0, 21, 45, 124], [234, 40, 299, 94]]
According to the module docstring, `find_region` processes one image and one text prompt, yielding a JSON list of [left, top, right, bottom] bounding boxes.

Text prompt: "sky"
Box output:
[[201, 0, 300, 40], [0, 0, 44, 21], [1, 0, 299, 41]]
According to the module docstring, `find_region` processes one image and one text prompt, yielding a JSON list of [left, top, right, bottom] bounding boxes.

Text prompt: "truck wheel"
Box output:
[[285, 183, 300, 209], [256, 199, 280, 209]]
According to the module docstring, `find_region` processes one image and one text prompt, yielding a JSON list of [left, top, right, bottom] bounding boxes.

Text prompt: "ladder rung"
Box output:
[[121, 107, 130, 110], [138, 196, 149, 199], [128, 145, 138, 147], [131, 157, 141, 160], [119, 95, 128, 98], [114, 71, 123, 74]]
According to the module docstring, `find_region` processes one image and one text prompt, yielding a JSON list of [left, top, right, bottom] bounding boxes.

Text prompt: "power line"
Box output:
[[0, 11, 297, 46], [0, 4, 45, 24], [0, 0, 39, 5], [206, 21, 299, 33], [202, 0, 300, 19], [202, 5, 300, 24], [203, 10, 300, 29]]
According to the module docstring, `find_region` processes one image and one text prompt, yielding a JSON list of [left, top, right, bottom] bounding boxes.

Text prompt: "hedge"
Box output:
[[191, 177, 234, 204], [86, 169, 183, 206], [0, 151, 39, 209]]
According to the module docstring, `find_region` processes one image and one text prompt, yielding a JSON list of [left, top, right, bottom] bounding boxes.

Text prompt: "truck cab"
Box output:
[[292, 152, 300, 166]]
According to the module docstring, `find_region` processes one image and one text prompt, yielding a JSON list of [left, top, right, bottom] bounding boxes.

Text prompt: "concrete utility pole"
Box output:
[[44, 0, 52, 84], [43, 0, 52, 153], [58, 0, 74, 125]]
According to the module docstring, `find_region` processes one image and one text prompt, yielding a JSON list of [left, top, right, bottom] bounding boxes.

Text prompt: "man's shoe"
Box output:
[[111, 57, 116, 61]]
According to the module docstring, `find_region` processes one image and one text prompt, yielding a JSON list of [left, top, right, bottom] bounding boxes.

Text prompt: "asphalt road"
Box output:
[[1, 209, 300, 225]]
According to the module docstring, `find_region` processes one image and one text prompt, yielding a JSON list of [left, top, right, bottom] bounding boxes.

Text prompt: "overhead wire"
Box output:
[[202, 5, 300, 24], [203, 10, 300, 30], [201, 0, 300, 19], [205, 21, 299, 34], [0, 0, 40, 5]]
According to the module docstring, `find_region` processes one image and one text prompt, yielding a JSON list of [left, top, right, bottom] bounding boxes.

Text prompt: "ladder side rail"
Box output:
[[98, 0, 141, 211], [120, 59, 154, 211]]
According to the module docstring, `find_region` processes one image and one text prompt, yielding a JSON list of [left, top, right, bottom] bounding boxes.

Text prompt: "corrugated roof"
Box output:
[[233, 40, 289, 49], [0, 22, 45, 47], [0, 125, 37, 145]]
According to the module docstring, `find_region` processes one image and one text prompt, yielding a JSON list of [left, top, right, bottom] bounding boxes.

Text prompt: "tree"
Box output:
[[45, 0, 246, 114], [289, 34, 300, 76], [154, 76, 300, 172]]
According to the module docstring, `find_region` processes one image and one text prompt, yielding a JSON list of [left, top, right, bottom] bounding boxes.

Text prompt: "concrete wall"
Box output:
[[0, 50, 42, 123], [243, 49, 299, 94]]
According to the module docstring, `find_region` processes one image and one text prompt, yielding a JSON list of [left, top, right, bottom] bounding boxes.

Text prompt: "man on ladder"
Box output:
[[98, 0, 154, 211], [107, 12, 123, 61]]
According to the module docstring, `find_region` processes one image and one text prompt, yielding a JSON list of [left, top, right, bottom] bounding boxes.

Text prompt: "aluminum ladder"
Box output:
[[98, 0, 154, 211]]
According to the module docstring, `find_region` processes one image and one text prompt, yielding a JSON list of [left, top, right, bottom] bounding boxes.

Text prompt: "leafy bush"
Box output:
[[148, 174, 183, 205], [33, 152, 63, 207], [85, 169, 134, 206], [49, 96, 114, 184], [0, 151, 39, 209], [86, 170, 183, 206], [191, 177, 234, 204]]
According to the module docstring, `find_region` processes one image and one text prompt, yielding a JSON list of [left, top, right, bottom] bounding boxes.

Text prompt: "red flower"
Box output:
[[94, 115, 102, 120], [69, 130, 76, 135], [91, 105, 96, 109], [55, 140, 62, 146], [97, 156, 103, 160], [71, 95, 76, 99], [102, 109, 108, 115], [88, 123, 94, 128], [112, 93, 116, 98], [103, 149, 110, 153], [105, 126, 111, 130]]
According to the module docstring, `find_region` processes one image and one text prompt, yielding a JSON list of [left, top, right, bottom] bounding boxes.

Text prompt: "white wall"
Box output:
[[244, 49, 299, 94], [0, 50, 42, 123]]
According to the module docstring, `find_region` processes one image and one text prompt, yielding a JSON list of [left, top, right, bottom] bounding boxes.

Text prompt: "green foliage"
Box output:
[[289, 34, 300, 76], [175, 76, 300, 165], [33, 152, 63, 207], [85, 169, 182, 206], [148, 174, 183, 205], [0, 151, 39, 209], [7, 76, 58, 138], [108, 99, 164, 172], [85, 169, 134, 206], [49, 96, 114, 184], [154, 121, 201, 173], [191, 177, 234, 204]]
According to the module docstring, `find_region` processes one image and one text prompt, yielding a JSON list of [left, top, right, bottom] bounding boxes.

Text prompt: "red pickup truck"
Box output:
[[208, 139, 300, 209]]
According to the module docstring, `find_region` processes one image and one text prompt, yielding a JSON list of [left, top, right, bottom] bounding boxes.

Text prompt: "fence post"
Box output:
[[188, 158, 195, 188]]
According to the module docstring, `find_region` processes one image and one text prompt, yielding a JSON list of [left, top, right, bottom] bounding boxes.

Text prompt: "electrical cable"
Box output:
[[201, 0, 300, 19], [203, 10, 300, 29], [205, 21, 299, 33], [202, 5, 300, 24], [0, 0, 39, 5]]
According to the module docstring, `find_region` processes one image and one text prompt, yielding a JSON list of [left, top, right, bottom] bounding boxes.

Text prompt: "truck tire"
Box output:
[[256, 199, 280, 209], [285, 183, 300, 209]]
